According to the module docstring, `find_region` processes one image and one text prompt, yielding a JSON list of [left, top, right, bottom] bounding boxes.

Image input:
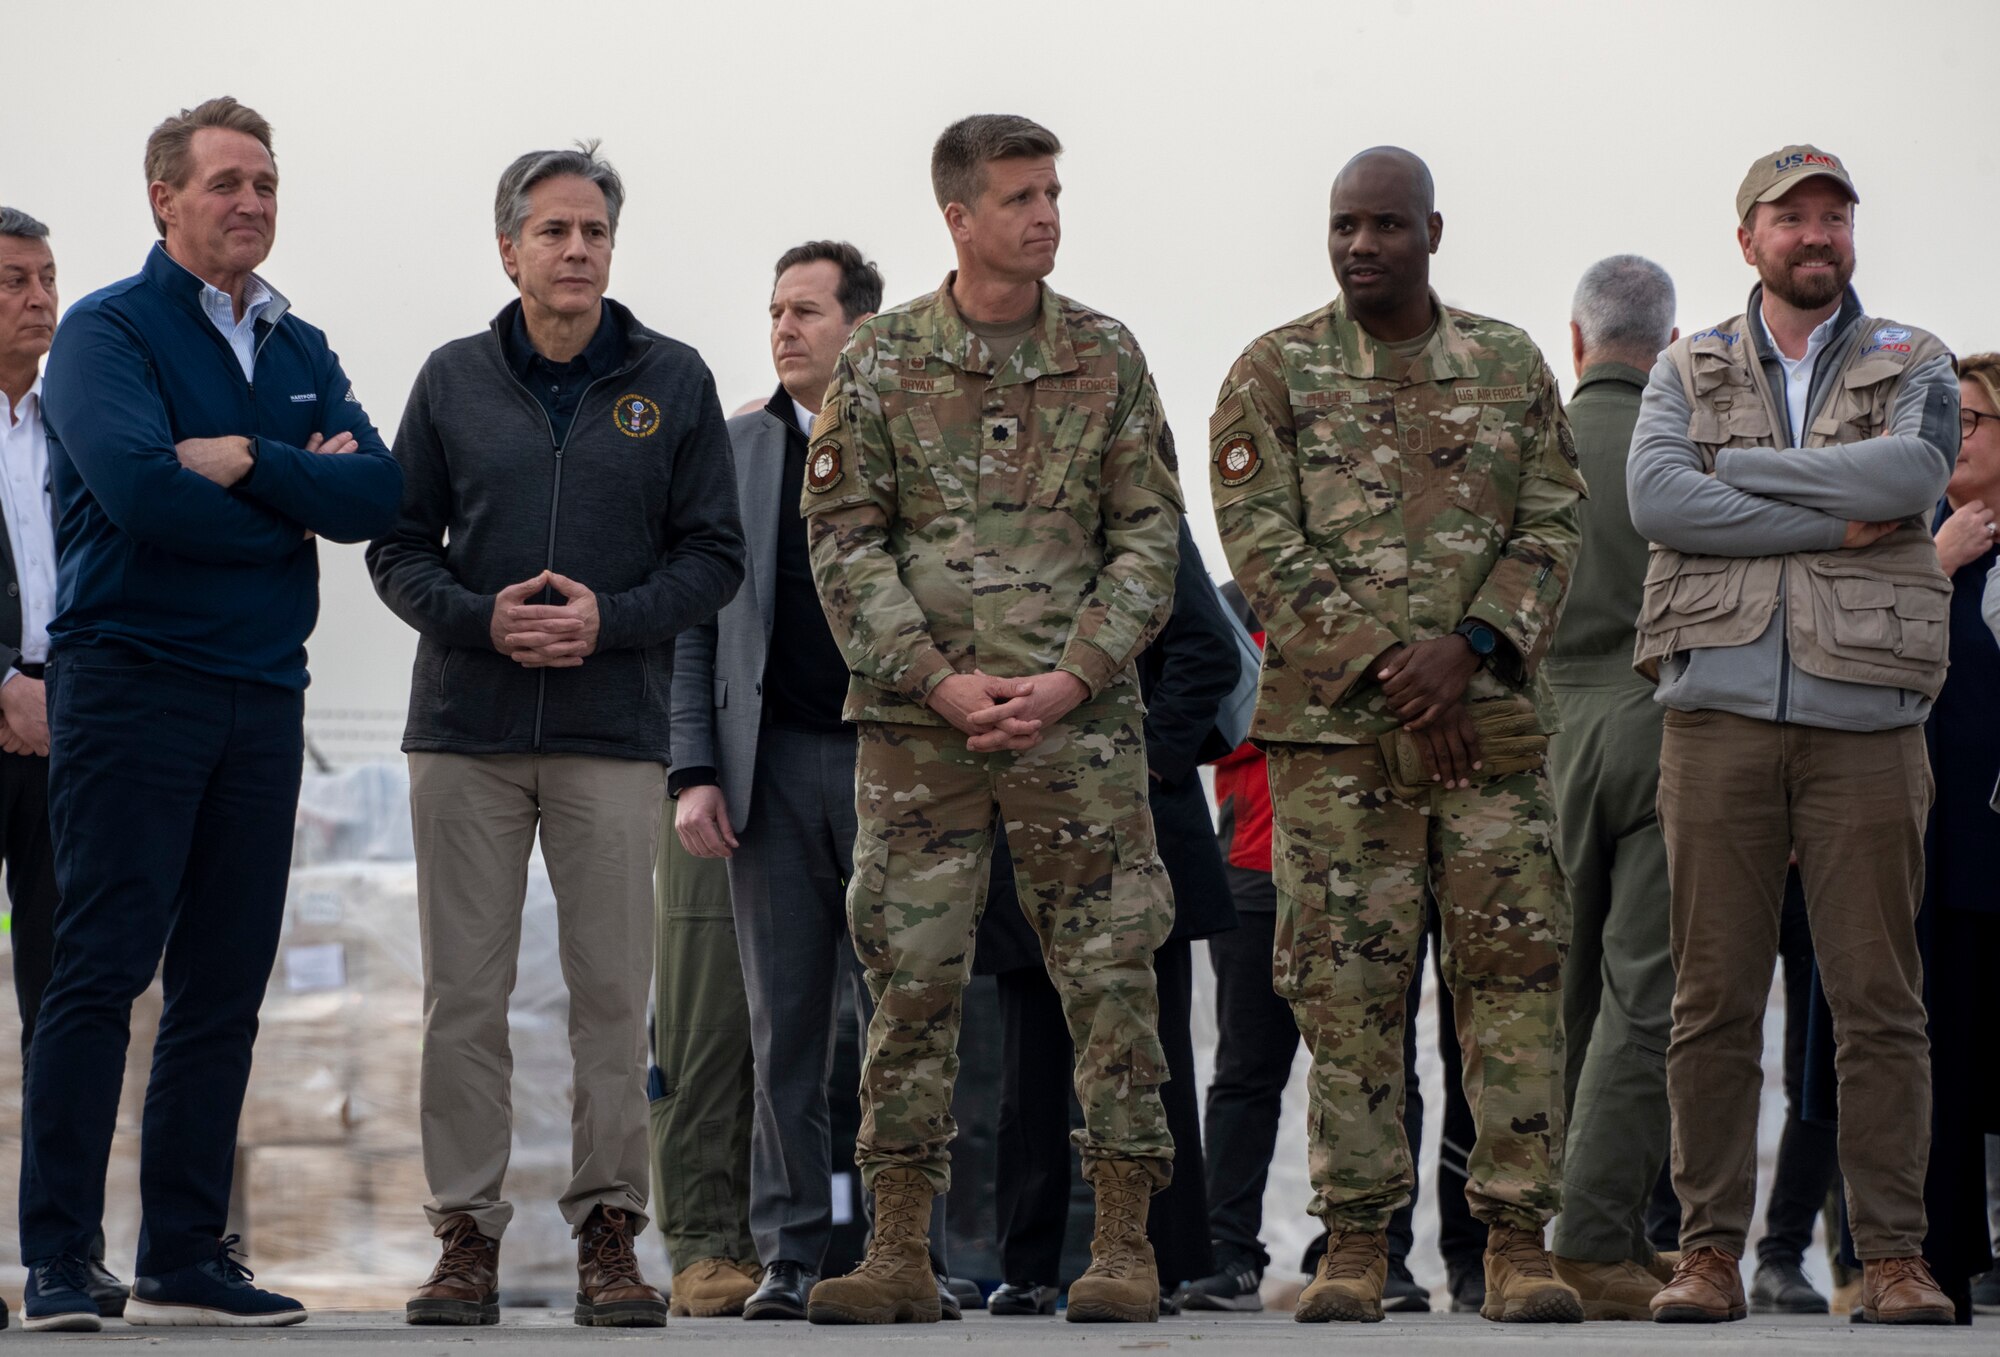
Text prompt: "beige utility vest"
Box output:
[[1633, 313, 1952, 698]]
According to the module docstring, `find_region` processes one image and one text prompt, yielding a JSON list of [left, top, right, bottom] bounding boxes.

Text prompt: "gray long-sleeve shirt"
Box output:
[[1626, 291, 1958, 731]]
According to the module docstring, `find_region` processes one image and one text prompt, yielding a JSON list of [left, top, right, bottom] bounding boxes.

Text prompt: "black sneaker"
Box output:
[[1180, 1251, 1264, 1312], [126, 1235, 307, 1327], [1159, 1287, 1182, 1316], [1446, 1258, 1485, 1314], [1383, 1256, 1432, 1313], [944, 1274, 982, 1313], [1972, 1266, 2000, 1315], [936, 1273, 962, 1321], [23, 1255, 102, 1332], [1750, 1257, 1828, 1314], [988, 1281, 1060, 1315], [85, 1255, 131, 1317]]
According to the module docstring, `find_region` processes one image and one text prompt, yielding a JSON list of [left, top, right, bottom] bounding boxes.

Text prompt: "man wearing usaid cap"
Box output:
[[1627, 145, 1960, 1324]]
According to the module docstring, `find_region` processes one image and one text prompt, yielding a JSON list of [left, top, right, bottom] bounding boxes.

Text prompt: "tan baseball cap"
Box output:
[[1737, 145, 1858, 221]]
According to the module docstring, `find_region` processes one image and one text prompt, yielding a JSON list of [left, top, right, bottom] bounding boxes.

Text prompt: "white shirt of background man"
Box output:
[[0, 375, 58, 677]]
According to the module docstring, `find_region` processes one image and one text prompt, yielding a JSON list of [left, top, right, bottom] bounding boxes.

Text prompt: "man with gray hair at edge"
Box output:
[[1540, 255, 1681, 1319], [368, 140, 744, 1329]]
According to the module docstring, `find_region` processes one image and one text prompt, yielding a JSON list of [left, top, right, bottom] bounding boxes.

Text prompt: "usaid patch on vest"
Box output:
[[1865, 326, 1914, 355], [1216, 433, 1261, 488], [806, 439, 845, 494], [1453, 384, 1527, 404], [613, 394, 662, 438]]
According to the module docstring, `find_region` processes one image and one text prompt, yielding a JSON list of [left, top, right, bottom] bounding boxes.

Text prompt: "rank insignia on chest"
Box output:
[[1216, 433, 1262, 488], [806, 439, 845, 494], [987, 416, 1019, 448], [613, 393, 662, 438]]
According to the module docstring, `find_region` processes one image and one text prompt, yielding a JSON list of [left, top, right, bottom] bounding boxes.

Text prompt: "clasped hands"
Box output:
[[491, 571, 600, 668], [928, 669, 1088, 753], [1376, 635, 1484, 789]]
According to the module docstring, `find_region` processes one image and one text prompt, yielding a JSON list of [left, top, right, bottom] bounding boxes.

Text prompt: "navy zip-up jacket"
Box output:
[[42, 244, 402, 688]]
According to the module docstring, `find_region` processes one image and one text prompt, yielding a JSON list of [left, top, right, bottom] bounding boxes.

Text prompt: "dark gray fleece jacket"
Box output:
[[367, 299, 744, 763]]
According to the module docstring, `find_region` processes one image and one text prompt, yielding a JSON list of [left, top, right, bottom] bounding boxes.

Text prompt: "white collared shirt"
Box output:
[[1759, 304, 1840, 446], [199, 274, 275, 382], [792, 398, 817, 439], [0, 376, 58, 671]]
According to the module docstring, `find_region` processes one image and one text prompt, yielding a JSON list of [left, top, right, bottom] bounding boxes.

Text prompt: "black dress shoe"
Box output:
[[937, 1273, 962, 1320], [988, 1281, 1060, 1315], [84, 1257, 131, 1318], [944, 1274, 983, 1312], [742, 1260, 815, 1321], [1751, 1258, 1828, 1314]]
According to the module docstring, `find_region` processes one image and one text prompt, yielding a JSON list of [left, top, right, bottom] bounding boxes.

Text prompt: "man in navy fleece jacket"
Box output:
[[16, 97, 399, 1333]]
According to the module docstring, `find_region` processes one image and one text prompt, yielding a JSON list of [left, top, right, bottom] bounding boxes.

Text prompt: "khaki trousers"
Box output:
[[1656, 710, 1931, 1259], [410, 751, 665, 1239]]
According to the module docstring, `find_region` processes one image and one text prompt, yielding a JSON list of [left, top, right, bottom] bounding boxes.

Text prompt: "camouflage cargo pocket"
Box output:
[[1269, 820, 1333, 1004]]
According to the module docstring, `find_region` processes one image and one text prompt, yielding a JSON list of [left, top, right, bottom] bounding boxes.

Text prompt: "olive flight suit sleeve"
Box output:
[[1054, 365, 1184, 697], [802, 340, 957, 704], [1459, 361, 1586, 685], [1208, 341, 1405, 712]]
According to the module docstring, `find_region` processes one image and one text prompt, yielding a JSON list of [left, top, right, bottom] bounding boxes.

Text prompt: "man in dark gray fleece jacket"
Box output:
[[366, 142, 743, 1329]]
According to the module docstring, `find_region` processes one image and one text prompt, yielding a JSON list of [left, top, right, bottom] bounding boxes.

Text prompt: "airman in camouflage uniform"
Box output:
[[803, 115, 1182, 1326], [1211, 148, 1586, 1324]]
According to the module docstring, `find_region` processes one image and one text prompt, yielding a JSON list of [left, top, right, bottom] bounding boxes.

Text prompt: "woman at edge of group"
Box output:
[[1917, 351, 2000, 1323]]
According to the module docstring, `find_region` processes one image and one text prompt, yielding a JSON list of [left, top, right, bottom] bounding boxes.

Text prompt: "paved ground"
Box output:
[[2, 1310, 1988, 1352]]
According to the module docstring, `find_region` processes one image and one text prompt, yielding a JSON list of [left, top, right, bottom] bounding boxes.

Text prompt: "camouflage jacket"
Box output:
[[804, 276, 1184, 727], [1210, 291, 1585, 745]]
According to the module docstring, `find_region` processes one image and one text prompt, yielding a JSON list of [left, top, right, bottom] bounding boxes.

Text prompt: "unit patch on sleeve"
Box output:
[[806, 439, 845, 494], [614, 394, 662, 438], [1216, 433, 1262, 488]]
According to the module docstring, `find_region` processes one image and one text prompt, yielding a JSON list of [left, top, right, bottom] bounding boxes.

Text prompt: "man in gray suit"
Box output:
[[671, 241, 907, 1321]]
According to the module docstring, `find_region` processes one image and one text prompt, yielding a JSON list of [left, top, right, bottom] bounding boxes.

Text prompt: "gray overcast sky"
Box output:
[[7, 0, 1995, 755]]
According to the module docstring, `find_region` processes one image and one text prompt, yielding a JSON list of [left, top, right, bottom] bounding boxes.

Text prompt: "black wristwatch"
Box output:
[[1453, 619, 1499, 664]]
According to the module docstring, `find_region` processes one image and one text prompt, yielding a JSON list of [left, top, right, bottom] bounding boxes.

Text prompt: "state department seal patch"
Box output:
[[1216, 433, 1261, 488], [613, 394, 662, 438], [806, 439, 844, 494]]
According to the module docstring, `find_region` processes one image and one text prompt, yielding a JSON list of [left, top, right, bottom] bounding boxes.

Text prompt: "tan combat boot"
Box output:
[[406, 1214, 500, 1326], [806, 1168, 941, 1324], [1481, 1225, 1583, 1323], [1552, 1255, 1661, 1321], [1650, 1245, 1746, 1322], [1066, 1159, 1160, 1323], [668, 1257, 760, 1318], [1294, 1229, 1388, 1323], [1859, 1255, 1955, 1324], [574, 1205, 667, 1327]]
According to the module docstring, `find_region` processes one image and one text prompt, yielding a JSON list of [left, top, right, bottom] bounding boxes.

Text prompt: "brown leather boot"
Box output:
[[1552, 1256, 1661, 1321], [1066, 1159, 1160, 1323], [806, 1167, 940, 1324], [668, 1257, 760, 1318], [1294, 1229, 1387, 1323], [1650, 1246, 1746, 1322], [406, 1214, 500, 1326], [1860, 1255, 1955, 1324], [1481, 1225, 1582, 1322], [573, 1206, 666, 1327]]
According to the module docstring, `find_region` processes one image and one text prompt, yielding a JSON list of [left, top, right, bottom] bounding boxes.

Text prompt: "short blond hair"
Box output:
[[1962, 352, 2000, 419], [144, 96, 275, 236]]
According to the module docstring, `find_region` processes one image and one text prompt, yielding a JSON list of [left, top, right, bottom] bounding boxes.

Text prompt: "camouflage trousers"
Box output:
[[1265, 739, 1568, 1233], [847, 711, 1175, 1196]]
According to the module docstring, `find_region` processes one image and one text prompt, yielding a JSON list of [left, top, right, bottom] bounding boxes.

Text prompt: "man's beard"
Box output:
[[1761, 247, 1852, 310]]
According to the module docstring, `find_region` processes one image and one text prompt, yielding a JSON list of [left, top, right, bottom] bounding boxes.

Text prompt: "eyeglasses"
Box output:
[[1963, 409, 2000, 441]]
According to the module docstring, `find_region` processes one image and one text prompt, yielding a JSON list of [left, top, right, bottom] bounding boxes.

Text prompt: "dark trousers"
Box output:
[[1387, 913, 1484, 1273], [19, 647, 302, 1275], [993, 938, 1209, 1289], [1, 741, 60, 1053], [1202, 894, 1295, 1270], [1757, 867, 1840, 1266]]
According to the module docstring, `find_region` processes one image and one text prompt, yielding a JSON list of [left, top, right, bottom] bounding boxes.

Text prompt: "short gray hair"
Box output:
[[1571, 255, 1675, 357], [494, 139, 624, 243], [0, 207, 50, 242]]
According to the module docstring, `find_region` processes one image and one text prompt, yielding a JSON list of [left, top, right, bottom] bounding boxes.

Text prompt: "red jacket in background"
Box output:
[[1209, 630, 1272, 874]]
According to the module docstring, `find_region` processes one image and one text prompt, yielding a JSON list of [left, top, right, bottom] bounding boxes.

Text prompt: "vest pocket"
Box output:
[[1641, 552, 1744, 629], [1805, 561, 1952, 666]]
